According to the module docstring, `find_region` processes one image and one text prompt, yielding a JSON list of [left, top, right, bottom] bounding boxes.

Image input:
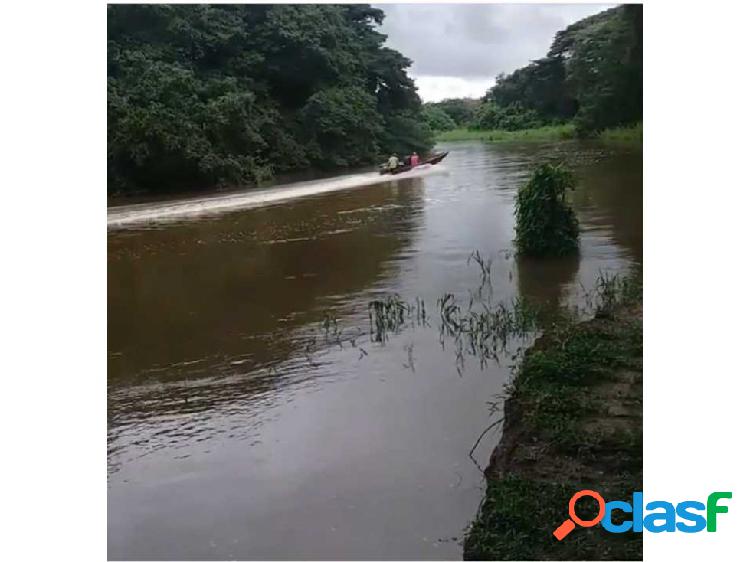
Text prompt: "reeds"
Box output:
[[438, 292, 538, 371], [368, 295, 428, 343]]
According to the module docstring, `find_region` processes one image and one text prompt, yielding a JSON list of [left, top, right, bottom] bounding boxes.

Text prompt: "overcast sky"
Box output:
[[377, 3, 615, 102]]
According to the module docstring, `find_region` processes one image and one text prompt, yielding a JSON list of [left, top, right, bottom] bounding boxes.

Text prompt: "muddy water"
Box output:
[[107, 141, 642, 560]]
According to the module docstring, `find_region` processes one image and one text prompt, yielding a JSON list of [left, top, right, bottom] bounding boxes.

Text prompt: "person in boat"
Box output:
[[409, 152, 420, 167], [387, 153, 399, 172]]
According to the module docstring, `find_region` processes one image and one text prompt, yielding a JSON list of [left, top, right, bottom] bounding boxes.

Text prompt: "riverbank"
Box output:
[[464, 273, 642, 560], [436, 124, 575, 143], [437, 122, 642, 146], [598, 122, 643, 145]]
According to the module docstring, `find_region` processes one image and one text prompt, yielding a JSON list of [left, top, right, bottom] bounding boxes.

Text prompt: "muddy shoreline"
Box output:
[[464, 279, 643, 560]]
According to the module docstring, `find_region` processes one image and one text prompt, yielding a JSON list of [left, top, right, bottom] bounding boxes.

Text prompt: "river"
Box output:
[[107, 140, 642, 560]]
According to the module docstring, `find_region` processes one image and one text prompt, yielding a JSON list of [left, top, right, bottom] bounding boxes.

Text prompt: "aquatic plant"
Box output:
[[368, 294, 408, 343], [514, 162, 580, 257], [594, 270, 642, 319], [438, 293, 538, 370], [467, 250, 493, 285]]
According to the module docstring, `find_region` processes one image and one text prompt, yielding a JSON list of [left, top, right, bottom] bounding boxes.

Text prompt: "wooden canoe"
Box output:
[[379, 151, 449, 175]]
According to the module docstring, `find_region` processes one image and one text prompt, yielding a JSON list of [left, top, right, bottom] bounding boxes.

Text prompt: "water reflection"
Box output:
[[108, 179, 426, 386], [516, 254, 581, 318], [108, 141, 641, 560], [570, 144, 643, 263]]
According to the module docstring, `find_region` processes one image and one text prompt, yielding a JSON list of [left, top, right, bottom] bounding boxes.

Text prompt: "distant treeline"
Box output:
[[108, 4, 434, 194], [424, 5, 642, 136]]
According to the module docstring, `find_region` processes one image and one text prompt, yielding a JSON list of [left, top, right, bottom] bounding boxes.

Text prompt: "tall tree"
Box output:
[[477, 5, 642, 135], [108, 4, 434, 194]]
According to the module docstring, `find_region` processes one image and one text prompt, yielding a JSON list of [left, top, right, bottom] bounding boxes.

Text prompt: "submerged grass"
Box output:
[[438, 292, 538, 372], [464, 271, 642, 561], [368, 294, 427, 343]]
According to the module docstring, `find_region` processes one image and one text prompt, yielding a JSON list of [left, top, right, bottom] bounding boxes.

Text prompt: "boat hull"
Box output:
[[379, 151, 449, 175]]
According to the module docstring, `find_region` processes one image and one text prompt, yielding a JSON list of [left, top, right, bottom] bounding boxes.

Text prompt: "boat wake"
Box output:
[[108, 165, 448, 229]]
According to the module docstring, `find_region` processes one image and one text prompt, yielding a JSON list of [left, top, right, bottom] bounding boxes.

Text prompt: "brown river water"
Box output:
[[107, 141, 642, 560]]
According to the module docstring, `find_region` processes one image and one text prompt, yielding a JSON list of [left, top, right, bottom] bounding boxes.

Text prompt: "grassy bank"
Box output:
[[598, 122, 643, 145], [436, 124, 575, 143], [464, 273, 642, 560], [437, 122, 642, 146]]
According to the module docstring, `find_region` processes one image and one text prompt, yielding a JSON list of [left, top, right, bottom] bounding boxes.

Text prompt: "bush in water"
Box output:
[[514, 163, 579, 256]]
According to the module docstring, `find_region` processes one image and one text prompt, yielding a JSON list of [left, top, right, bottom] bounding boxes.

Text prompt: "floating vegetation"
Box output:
[[467, 250, 495, 302], [307, 279, 540, 373], [321, 313, 340, 339], [468, 250, 493, 285], [438, 292, 539, 371], [368, 295, 408, 343], [403, 342, 416, 372], [307, 259, 636, 378], [368, 295, 428, 343]]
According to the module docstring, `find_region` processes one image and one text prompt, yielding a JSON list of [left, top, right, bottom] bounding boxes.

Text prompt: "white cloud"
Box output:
[[414, 76, 495, 103], [377, 3, 616, 102]]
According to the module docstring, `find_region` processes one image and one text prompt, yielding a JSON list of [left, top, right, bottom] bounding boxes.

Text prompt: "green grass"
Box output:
[[465, 474, 642, 561], [436, 124, 575, 143], [464, 272, 643, 561], [436, 121, 643, 146], [515, 316, 642, 449], [598, 122, 643, 145]]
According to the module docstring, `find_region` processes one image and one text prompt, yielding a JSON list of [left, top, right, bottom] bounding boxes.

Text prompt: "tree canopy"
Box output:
[[477, 5, 642, 135], [427, 98, 480, 128], [422, 105, 457, 132], [108, 4, 434, 194]]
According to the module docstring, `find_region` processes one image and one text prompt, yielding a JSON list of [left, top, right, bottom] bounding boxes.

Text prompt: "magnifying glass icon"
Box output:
[[553, 490, 606, 541]]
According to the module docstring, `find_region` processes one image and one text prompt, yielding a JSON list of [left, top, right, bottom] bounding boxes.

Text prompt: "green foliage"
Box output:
[[465, 272, 643, 561], [427, 98, 478, 127], [470, 101, 543, 131], [487, 56, 575, 121], [107, 4, 434, 194], [301, 86, 384, 167], [436, 124, 574, 143], [380, 111, 435, 158], [597, 122, 643, 145], [476, 5, 642, 136], [421, 105, 456, 132], [515, 163, 580, 257], [562, 6, 643, 135]]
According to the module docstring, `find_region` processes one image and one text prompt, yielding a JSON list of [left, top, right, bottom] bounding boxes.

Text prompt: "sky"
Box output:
[[377, 3, 615, 103]]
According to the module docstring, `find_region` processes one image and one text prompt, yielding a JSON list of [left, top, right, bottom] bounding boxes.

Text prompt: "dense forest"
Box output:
[[108, 4, 434, 194], [428, 5, 643, 136], [108, 4, 642, 195], [423, 98, 480, 132]]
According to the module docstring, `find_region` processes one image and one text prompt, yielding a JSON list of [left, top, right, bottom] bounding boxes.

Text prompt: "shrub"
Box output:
[[422, 105, 457, 132], [470, 101, 543, 131], [301, 86, 384, 167], [515, 163, 579, 256], [433, 98, 478, 127]]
